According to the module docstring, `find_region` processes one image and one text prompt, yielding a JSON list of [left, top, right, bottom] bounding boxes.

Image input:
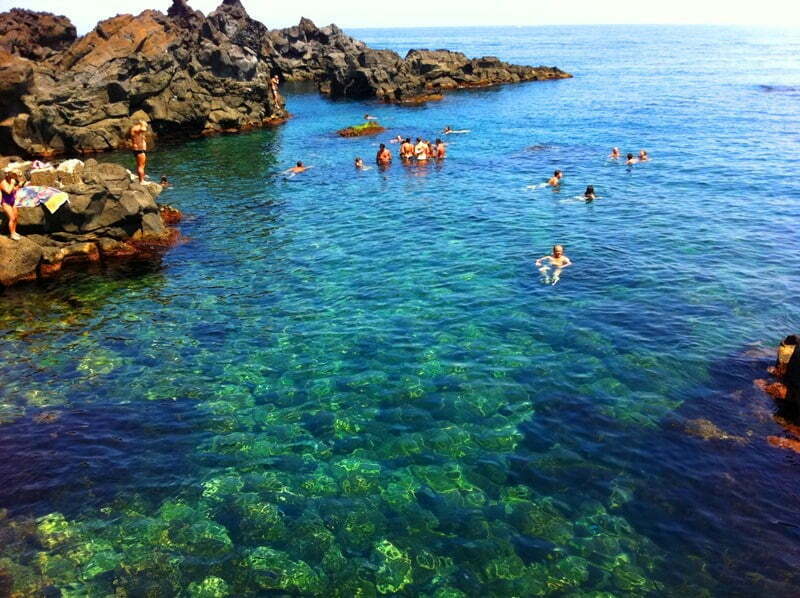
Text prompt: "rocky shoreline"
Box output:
[[0, 158, 181, 288], [0, 0, 571, 157]]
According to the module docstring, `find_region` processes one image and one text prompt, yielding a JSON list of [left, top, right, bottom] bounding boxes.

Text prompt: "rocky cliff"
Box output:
[[0, 159, 180, 287], [0, 0, 571, 157]]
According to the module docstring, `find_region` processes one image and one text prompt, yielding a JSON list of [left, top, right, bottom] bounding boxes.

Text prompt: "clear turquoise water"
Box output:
[[1, 25, 800, 596]]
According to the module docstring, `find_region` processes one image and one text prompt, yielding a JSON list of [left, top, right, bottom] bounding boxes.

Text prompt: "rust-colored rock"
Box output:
[[0, 9, 76, 60], [337, 122, 386, 137], [767, 435, 800, 454]]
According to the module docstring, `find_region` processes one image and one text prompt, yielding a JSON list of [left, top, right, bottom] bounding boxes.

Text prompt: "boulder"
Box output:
[[0, 9, 76, 60], [0, 235, 43, 285]]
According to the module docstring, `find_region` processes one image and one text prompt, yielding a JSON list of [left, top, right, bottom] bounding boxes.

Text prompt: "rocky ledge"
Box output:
[[0, 159, 181, 288], [0, 1, 571, 157]]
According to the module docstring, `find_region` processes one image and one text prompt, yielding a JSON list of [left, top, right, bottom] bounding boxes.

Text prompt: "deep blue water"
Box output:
[[1, 25, 800, 596]]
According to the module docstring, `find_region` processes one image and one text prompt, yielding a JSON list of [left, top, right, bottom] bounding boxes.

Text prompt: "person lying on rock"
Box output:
[[0, 170, 25, 241], [129, 120, 149, 183]]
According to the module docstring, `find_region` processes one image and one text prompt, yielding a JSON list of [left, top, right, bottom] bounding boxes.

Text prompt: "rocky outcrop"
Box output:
[[337, 122, 385, 137], [0, 9, 77, 60], [0, 0, 286, 156], [0, 159, 181, 287], [270, 21, 571, 102], [0, 1, 571, 157]]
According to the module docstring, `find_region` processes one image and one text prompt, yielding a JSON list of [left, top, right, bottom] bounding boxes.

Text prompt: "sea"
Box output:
[[1, 25, 800, 596]]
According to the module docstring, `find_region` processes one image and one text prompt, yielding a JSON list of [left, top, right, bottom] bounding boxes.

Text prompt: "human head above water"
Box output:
[[585, 185, 594, 195], [553, 244, 564, 255], [554, 170, 562, 177], [627, 153, 634, 159], [296, 161, 303, 167], [379, 143, 385, 150]]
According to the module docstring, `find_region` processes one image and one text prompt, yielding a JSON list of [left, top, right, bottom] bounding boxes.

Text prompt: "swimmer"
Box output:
[[364, 114, 378, 121], [443, 126, 470, 134], [609, 147, 620, 159], [625, 153, 638, 165], [414, 137, 428, 162], [376, 143, 392, 165], [547, 170, 563, 187], [535, 244, 572, 285], [160, 175, 171, 188], [287, 161, 312, 174], [584, 185, 596, 201], [638, 150, 649, 161], [389, 135, 403, 144], [435, 138, 446, 159], [354, 157, 369, 170], [400, 138, 414, 160]]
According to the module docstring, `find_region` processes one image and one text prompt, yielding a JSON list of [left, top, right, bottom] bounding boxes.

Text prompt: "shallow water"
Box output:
[[1, 25, 800, 596]]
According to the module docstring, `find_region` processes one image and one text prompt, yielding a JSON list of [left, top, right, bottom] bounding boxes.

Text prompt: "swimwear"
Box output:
[[1, 189, 15, 206], [133, 149, 146, 157]]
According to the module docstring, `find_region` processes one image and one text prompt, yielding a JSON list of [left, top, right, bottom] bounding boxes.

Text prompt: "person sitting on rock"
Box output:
[[376, 144, 392, 166], [129, 120, 149, 183], [0, 170, 24, 241]]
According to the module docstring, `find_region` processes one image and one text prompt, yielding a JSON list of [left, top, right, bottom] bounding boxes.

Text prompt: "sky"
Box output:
[[3, 0, 800, 34]]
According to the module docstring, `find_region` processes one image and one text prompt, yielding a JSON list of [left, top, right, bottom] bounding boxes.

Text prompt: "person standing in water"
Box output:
[[129, 120, 149, 183], [435, 138, 446, 159], [376, 143, 392, 166], [0, 170, 24, 241], [536, 244, 572, 285], [414, 138, 428, 162], [400, 138, 414, 160], [547, 170, 563, 187]]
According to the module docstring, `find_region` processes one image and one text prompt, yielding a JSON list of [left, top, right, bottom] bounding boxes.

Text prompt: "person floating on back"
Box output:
[[376, 143, 392, 166], [536, 244, 572, 285], [609, 147, 620, 159], [584, 185, 596, 201], [129, 120, 149, 183], [547, 170, 563, 187]]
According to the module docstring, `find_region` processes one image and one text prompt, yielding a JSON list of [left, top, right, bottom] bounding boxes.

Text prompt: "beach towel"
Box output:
[[14, 186, 70, 213]]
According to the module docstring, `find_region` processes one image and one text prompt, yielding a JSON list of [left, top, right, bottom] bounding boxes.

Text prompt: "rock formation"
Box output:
[[0, 1, 571, 157], [0, 0, 287, 157], [0, 159, 180, 287]]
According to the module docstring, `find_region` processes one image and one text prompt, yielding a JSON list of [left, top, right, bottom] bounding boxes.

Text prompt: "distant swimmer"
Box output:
[[435, 138, 446, 159], [414, 138, 428, 162], [584, 185, 596, 201], [536, 244, 572, 285], [389, 135, 403, 143], [354, 157, 368, 170], [364, 114, 378, 121], [443, 126, 470, 134], [547, 170, 563, 187], [400, 138, 414, 160], [625, 153, 638, 165], [287, 161, 312, 174], [376, 143, 392, 165], [609, 147, 620, 159], [638, 150, 649, 161], [160, 175, 171, 188]]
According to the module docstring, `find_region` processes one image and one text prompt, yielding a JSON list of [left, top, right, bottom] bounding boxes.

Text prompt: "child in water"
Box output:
[[536, 244, 572, 285]]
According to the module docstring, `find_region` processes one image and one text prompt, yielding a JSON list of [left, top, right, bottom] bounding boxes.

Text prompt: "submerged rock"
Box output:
[[682, 418, 746, 444]]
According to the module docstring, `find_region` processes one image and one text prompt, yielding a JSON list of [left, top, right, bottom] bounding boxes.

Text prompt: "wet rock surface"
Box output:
[[0, 1, 570, 157], [0, 159, 180, 287]]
